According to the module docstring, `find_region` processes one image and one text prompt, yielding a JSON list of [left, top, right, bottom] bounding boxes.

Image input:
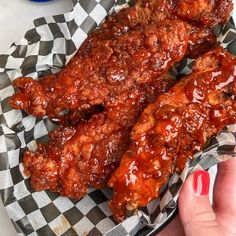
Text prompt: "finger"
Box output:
[[158, 215, 184, 236], [179, 170, 221, 236], [213, 158, 236, 234]]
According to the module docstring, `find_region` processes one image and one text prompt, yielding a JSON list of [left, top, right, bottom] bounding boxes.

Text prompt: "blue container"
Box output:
[[31, 0, 54, 2]]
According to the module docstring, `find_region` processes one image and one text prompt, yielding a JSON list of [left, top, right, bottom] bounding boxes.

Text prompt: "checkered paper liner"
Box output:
[[0, 0, 235, 235]]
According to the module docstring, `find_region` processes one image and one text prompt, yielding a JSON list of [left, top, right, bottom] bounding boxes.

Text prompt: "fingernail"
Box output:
[[193, 170, 210, 196]]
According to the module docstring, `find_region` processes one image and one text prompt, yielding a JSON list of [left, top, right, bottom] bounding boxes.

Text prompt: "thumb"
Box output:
[[178, 170, 221, 236]]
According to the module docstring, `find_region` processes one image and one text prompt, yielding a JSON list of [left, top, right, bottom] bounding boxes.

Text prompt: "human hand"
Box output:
[[158, 158, 236, 236]]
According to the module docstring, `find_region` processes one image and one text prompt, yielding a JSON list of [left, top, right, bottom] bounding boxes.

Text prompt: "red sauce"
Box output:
[[109, 48, 236, 222]]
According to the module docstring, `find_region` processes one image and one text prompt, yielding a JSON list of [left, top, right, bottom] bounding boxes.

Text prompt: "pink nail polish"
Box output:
[[193, 170, 210, 196]]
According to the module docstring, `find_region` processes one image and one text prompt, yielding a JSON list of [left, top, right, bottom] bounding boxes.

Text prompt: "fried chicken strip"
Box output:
[[108, 48, 236, 222], [9, 0, 232, 120], [22, 18, 189, 198], [23, 74, 173, 198]]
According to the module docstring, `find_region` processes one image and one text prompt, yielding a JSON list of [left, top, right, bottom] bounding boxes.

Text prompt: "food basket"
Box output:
[[0, 0, 235, 235]]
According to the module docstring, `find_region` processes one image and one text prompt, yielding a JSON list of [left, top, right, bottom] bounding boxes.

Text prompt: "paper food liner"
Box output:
[[0, 0, 235, 235]]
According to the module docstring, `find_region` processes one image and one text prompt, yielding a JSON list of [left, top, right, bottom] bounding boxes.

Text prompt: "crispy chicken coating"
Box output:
[[10, 20, 187, 120], [9, 0, 232, 120], [8, 0, 234, 216], [108, 48, 236, 222], [22, 17, 189, 198], [23, 74, 173, 198]]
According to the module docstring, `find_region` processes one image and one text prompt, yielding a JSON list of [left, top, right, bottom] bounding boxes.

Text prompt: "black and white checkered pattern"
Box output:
[[0, 0, 236, 235]]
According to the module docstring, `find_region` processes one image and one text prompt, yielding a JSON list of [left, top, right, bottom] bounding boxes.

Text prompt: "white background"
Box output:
[[0, 1, 73, 235], [0, 0, 73, 53], [0, 1, 235, 235]]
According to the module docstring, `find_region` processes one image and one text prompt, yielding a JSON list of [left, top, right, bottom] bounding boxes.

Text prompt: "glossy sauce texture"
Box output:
[[108, 48, 236, 222], [9, 0, 232, 120], [22, 17, 189, 198], [9, 0, 234, 219]]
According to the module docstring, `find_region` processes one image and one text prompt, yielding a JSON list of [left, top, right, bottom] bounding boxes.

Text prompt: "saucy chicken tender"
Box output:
[[10, 20, 187, 121], [9, 0, 232, 120], [8, 0, 234, 220], [108, 48, 236, 222], [23, 75, 173, 198], [22, 18, 189, 198]]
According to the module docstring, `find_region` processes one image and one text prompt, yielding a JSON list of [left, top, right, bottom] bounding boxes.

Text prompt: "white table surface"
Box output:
[[0, 1, 73, 235], [0, 0, 73, 54], [0, 1, 235, 236]]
